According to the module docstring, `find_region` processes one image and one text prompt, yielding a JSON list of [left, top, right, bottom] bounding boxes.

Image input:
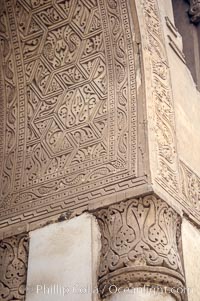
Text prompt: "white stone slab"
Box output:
[[26, 213, 100, 301]]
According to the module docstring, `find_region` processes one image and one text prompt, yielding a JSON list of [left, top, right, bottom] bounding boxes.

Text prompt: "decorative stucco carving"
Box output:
[[180, 160, 200, 211], [0, 233, 29, 300], [0, 0, 145, 236], [0, 0, 199, 238], [188, 0, 200, 23], [95, 195, 185, 300], [142, 0, 179, 194]]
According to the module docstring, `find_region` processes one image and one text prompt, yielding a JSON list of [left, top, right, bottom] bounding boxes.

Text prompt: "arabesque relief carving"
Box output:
[[142, 0, 200, 225], [0, 233, 29, 301], [180, 160, 200, 211], [0, 0, 200, 238], [143, 0, 179, 194], [0, 0, 142, 234], [95, 195, 185, 300]]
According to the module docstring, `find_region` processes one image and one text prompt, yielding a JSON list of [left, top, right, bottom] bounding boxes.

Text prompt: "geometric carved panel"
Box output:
[[0, 0, 142, 232]]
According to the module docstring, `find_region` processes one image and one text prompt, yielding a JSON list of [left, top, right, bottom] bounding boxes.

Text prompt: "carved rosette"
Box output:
[[0, 233, 29, 300], [95, 195, 185, 300], [188, 0, 200, 23]]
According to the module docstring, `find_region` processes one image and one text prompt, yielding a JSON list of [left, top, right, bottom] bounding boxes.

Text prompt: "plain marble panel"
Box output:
[[26, 213, 100, 301]]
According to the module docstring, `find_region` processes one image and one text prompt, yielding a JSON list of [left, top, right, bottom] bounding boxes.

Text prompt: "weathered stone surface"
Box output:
[[182, 219, 200, 301], [166, 18, 200, 178], [25, 213, 100, 301]]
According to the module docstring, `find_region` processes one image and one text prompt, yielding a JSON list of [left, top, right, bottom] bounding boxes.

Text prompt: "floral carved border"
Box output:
[[180, 160, 200, 212], [141, 0, 200, 225], [142, 0, 179, 195]]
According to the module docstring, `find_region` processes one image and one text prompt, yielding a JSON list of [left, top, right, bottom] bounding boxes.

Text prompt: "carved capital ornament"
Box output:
[[0, 234, 29, 301], [95, 195, 185, 300]]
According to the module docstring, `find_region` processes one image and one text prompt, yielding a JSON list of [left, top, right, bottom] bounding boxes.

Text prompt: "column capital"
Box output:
[[94, 195, 185, 300], [0, 233, 29, 300], [188, 0, 200, 23]]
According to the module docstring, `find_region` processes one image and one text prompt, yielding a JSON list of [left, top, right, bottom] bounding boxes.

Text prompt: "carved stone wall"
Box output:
[[180, 160, 200, 212], [95, 195, 185, 300], [141, 0, 179, 195], [0, 0, 147, 236], [1, 0, 200, 239], [137, 0, 200, 226], [0, 233, 29, 301]]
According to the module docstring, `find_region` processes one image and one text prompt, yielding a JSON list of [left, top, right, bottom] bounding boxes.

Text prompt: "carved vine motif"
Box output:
[[180, 160, 200, 211], [95, 195, 185, 300], [0, 1, 17, 202], [0, 0, 138, 228], [188, 0, 200, 23], [0, 233, 29, 300], [143, 0, 179, 193]]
